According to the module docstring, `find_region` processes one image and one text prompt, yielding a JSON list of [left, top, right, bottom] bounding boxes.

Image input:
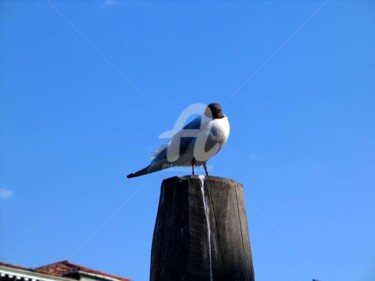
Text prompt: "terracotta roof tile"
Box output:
[[0, 261, 130, 281], [34, 261, 130, 281]]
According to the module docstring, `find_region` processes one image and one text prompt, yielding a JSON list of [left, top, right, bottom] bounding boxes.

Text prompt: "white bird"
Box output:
[[127, 103, 230, 178]]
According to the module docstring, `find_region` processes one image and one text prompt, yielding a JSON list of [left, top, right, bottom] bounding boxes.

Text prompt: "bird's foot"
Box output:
[[203, 163, 209, 176], [192, 158, 196, 176]]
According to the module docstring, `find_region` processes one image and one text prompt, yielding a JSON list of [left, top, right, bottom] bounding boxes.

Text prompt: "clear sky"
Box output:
[[1, 1, 375, 281]]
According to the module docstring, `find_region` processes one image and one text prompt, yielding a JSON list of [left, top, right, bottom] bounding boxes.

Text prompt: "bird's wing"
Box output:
[[182, 115, 202, 130], [169, 115, 203, 156], [151, 144, 168, 160], [204, 125, 221, 152], [204, 126, 219, 151], [151, 116, 203, 163], [179, 136, 197, 155], [151, 144, 168, 164], [190, 125, 222, 162]]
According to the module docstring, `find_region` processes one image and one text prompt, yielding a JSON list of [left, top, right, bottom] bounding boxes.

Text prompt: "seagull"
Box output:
[[127, 103, 230, 178]]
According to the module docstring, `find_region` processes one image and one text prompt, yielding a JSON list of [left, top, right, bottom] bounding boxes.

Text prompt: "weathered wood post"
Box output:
[[150, 176, 254, 281]]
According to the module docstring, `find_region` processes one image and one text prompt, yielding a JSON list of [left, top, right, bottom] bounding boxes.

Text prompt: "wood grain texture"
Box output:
[[150, 176, 254, 281]]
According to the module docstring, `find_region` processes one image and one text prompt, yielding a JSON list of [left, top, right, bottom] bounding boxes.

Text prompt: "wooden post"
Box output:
[[150, 176, 254, 281]]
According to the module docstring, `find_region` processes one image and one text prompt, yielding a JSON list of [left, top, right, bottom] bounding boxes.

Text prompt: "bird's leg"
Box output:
[[192, 158, 196, 176], [203, 162, 209, 176]]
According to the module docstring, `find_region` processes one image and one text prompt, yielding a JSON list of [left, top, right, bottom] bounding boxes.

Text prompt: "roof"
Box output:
[[0, 262, 33, 271], [34, 261, 130, 281], [0, 261, 130, 281], [0, 262, 70, 281]]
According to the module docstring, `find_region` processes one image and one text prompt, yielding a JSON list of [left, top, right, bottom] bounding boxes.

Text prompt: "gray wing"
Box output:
[[205, 125, 221, 152], [182, 116, 202, 130], [151, 138, 196, 163], [152, 116, 203, 163], [178, 115, 202, 155]]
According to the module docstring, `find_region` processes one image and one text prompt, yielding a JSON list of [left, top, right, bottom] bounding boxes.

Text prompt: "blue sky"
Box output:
[[1, 1, 375, 280]]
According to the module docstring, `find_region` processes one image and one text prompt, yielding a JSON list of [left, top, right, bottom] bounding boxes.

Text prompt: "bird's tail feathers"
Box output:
[[127, 161, 169, 179], [127, 165, 151, 178]]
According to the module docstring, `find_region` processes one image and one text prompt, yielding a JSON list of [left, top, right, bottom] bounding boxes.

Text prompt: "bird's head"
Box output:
[[204, 103, 225, 119]]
